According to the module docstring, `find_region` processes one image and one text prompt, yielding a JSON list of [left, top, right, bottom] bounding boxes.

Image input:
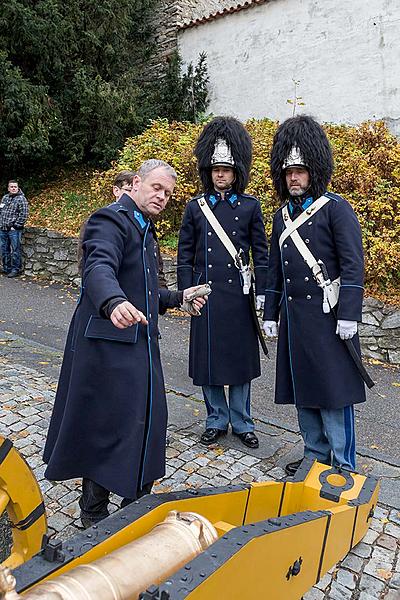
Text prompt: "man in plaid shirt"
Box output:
[[0, 180, 29, 277]]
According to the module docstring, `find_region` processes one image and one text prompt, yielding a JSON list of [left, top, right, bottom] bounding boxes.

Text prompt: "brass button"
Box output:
[[208, 248, 211, 252], [227, 263, 232, 268], [305, 239, 310, 244], [288, 296, 293, 301], [208, 280, 212, 284], [306, 295, 311, 300], [208, 231, 212, 236], [208, 264, 212, 268], [286, 278, 291, 283], [232, 231, 237, 236], [283, 243, 288, 248], [284, 260, 289, 266], [234, 216, 239, 221], [305, 276, 309, 282], [228, 279, 233, 283]]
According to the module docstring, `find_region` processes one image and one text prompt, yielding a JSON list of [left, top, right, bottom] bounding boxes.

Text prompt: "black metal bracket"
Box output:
[[139, 585, 170, 599], [318, 467, 355, 502], [41, 534, 65, 563], [286, 556, 303, 580], [367, 504, 375, 521]]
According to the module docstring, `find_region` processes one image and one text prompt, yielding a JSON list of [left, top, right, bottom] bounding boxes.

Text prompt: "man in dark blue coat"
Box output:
[[178, 117, 268, 449], [263, 115, 366, 475], [43, 160, 208, 527]]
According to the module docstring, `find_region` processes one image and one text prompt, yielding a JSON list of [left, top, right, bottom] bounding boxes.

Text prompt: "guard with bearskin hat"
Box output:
[[177, 116, 268, 449], [264, 115, 367, 476]]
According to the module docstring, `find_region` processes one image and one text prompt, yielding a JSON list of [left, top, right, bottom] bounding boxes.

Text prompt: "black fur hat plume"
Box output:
[[194, 116, 252, 194], [270, 115, 334, 201]]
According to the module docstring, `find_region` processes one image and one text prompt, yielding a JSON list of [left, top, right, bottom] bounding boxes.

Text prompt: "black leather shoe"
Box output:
[[200, 428, 227, 446], [284, 459, 303, 477], [80, 513, 108, 529], [233, 431, 259, 449]]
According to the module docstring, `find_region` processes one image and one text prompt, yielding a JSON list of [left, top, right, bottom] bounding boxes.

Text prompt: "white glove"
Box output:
[[181, 284, 211, 316], [263, 321, 278, 338], [256, 295, 265, 311], [336, 320, 357, 340]]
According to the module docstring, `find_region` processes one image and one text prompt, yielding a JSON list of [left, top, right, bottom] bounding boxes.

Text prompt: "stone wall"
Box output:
[[360, 297, 400, 364], [22, 227, 81, 287], [147, 0, 180, 76], [148, 0, 238, 77], [13, 227, 400, 365]]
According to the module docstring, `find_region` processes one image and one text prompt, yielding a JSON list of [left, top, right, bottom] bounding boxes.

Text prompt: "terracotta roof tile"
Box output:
[[179, 0, 268, 30]]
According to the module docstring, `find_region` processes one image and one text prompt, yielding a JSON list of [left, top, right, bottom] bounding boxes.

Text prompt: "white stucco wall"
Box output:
[[178, 0, 400, 133]]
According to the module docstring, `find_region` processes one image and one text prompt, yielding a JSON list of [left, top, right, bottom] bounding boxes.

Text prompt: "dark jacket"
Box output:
[[177, 190, 268, 386], [0, 190, 29, 230], [77, 213, 168, 288], [263, 192, 366, 409], [43, 194, 181, 498]]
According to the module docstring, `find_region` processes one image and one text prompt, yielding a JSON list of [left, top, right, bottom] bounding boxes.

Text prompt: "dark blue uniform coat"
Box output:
[[43, 194, 179, 498], [263, 192, 366, 410], [177, 191, 268, 386]]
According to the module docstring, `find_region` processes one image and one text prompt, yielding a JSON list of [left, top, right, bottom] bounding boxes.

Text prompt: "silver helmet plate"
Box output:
[[211, 138, 235, 167], [282, 146, 307, 169]]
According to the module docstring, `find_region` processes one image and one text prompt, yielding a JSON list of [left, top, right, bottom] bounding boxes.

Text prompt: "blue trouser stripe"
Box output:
[[297, 406, 356, 470], [344, 405, 356, 469]]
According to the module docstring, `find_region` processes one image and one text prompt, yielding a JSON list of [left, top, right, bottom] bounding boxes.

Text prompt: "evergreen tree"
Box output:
[[0, 0, 155, 172], [158, 51, 209, 123]]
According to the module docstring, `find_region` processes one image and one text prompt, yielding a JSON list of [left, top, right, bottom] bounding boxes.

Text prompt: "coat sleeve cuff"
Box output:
[[177, 265, 193, 290], [254, 266, 268, 296], [101, 296, 127, 318], [263, 289, 282, 322], [337, 285, 364, 321], [84, 265, 126, 313], [159, 290, 184, 314]]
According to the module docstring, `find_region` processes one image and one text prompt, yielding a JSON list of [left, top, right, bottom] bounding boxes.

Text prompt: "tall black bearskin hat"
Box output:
[[270, 115, 334, 201], [194, 116, 252, 194]]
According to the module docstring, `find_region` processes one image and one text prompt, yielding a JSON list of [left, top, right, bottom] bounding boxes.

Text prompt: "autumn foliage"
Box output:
[[29, 118, 400, 301]]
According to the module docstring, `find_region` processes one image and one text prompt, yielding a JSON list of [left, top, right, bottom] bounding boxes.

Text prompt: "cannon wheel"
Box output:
[[0, 436, 47, 568]]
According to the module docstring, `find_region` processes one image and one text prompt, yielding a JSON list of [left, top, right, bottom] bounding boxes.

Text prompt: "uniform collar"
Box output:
[[206, 189, 239, 210], [118, 193, 150, 235], [288, 195, 313, 215]]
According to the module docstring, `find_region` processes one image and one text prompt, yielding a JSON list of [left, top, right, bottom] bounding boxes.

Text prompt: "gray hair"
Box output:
[[137, 159, 177, 181]]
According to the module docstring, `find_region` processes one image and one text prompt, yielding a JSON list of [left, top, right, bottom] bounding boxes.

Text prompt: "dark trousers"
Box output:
[[0, 229, 22, 274], [79, 478, 154, 525]]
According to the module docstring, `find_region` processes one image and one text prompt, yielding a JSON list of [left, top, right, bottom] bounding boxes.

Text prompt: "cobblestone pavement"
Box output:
[[0, 346, 399, 599]]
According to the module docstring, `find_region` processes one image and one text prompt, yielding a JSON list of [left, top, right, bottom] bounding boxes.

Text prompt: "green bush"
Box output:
[[91, 118, 400, 299]]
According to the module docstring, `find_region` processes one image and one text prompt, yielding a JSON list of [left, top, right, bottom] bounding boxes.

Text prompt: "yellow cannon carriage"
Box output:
[[0, 436, 379, 599]]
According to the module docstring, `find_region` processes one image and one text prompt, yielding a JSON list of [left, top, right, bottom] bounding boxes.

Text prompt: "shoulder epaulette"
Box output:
[[189, 194, 204, 203], [107, 201, 128, 212], [325, 191, 342, 203], [240, 192, 258, 201]]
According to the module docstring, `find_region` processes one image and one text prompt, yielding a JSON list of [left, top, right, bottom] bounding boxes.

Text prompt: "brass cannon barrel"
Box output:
[[1, 511, 218, 599]]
